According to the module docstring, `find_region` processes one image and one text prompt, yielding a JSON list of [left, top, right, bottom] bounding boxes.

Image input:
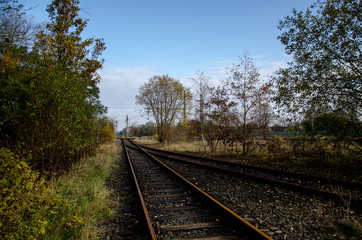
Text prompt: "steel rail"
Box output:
[[126, 139, 273, 240], [121, 139, 157, 240]]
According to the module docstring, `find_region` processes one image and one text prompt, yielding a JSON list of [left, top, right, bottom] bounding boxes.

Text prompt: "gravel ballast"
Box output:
[[158, 155, 361, 239]]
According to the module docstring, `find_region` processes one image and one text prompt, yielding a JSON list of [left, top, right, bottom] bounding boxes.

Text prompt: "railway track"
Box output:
[[128, 139, 362, 211], [122, 139, 273, 239]]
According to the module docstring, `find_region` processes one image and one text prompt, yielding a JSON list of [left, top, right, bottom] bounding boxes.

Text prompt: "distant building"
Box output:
[[270, 125, 287, 132]]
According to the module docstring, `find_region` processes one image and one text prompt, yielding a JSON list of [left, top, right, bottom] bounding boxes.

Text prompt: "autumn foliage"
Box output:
[[0, 1, 113, 239], [0, 0, 112, 173], [136, 75, 192, 143]]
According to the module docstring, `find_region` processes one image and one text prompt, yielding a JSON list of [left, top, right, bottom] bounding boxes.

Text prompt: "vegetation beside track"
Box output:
[[133, 136, 361, 182], [0, 142, 118, 240]]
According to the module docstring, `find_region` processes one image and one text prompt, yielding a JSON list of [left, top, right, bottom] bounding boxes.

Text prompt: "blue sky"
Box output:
[[24, 0, 315, 130]]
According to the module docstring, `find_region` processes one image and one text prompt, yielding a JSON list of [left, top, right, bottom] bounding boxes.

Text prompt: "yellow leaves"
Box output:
[[38, 0, 104, 74], [0, 50, 20, 71], [262, 153, 274, 162], [275, 135, 285, 142], [101, 123, 115, 142], [72, 214, 84, 225], [64, 209, 84, 228], [37, 219, 48, 228]]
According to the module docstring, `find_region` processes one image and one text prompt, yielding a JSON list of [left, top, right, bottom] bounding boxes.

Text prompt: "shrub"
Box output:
[[0, 148, 83, 240], [100, 123, 115, 142]]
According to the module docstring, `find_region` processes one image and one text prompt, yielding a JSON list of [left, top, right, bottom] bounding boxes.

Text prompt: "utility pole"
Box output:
[[115, 120, 118, 136], [125, 115, 129, 137], [147, 107, 150, 120], [200, 93, 204, 128], [183, 90, 187, 125]]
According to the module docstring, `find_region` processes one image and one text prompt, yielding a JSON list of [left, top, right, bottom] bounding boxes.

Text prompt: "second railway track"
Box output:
[[130, 140, 361, 210]]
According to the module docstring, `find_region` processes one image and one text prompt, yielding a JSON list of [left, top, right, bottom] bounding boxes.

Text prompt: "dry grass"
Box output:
[[132, 136, 159, 145], [133, 137, 209, 153], [160, 141, 206, 153]]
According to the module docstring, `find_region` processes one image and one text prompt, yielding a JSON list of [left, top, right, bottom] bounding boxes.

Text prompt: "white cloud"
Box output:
[[98, 55, 291, 131], [193, 56, 289, 85], [99, 66, 157, 130], [258, 60, 289, 79], [254, 54, 291, 79]]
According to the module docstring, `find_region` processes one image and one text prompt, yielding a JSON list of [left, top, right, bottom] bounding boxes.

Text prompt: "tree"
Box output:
[[254, 102, 273, 132], [226, 53, 271, 155], [138, 122, 156, 136], [36, 0, 106, 73], [0, 0, 106, 172], [100, 123, 115, 142], [190, 71, 211, 134], [205, 85, 237, 153], [136, 75, 192, 143], [0, 9, 43, 46], [275, 0, 361, 119], [0, 0, 23, 13], [303, 112, 360, 138]]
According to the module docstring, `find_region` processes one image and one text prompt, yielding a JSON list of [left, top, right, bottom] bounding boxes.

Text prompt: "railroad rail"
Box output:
[[111, 156, 148, 239], [122, 139, 273, 240], [128, 139, 362, 211]]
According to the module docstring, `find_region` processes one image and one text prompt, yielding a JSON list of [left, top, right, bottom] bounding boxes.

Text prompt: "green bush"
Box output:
[[0, 148, 83, 240]]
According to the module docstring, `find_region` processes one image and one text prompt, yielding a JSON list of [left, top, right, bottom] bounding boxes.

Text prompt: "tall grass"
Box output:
[[48, 142, 118, 239], [134, 137, 207, 153], [133, 136, 159, 145], [167, 142, 206, 153]]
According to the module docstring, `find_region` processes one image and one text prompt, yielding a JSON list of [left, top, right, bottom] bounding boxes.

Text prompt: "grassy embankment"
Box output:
[[48, 142, 118, 239], [0, 142, 118, 240]]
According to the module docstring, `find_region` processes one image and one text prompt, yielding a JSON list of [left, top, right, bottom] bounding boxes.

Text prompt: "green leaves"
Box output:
[[0, 2, 112, 238], [275, 0, 361, 118], [0, 0, 107, 172], [303, 112, 361, 139]]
